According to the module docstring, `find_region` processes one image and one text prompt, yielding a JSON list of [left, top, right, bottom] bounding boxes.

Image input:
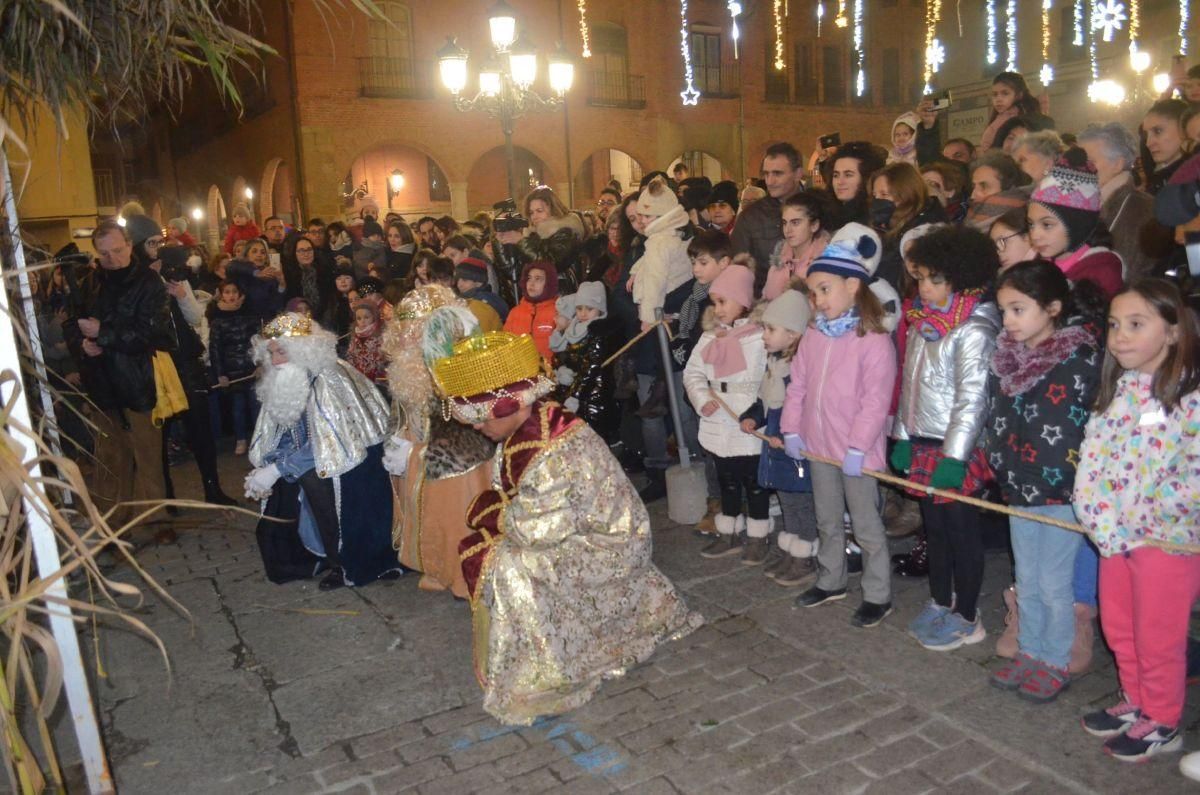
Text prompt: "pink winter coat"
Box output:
[[780, 327, 897, 471]]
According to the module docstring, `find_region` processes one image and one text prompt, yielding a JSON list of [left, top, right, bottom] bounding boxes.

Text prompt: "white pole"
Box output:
[[0, 147, 113, 792]]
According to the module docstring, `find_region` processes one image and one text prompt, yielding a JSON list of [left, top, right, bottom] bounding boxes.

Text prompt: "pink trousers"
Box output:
[[1099, 547, 1200, 727]]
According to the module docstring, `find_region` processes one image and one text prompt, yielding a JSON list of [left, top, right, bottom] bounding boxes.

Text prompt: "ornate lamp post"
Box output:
[[437, 0, 574, 203]]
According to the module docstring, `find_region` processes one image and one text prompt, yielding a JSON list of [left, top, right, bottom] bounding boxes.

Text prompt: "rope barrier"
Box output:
[[602, 319, 674, 369], [707, 393, 1200, 555]]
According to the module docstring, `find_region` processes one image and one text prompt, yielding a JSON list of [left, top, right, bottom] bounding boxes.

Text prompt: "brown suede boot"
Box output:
[[694, 498, 722, 534], [1069, 603, 1097, 675], [996, 585, 1019, 659]]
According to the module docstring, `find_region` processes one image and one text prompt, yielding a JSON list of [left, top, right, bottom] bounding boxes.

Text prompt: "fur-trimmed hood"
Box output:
[[519, 216, 585, 265], [700, 298, 768, 332]]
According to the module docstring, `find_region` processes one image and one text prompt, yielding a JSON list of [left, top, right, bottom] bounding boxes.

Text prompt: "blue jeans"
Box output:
[[1073, 537, 1099, 607], [1009, 504, 1081, 669], [208, 388, 259, 441]]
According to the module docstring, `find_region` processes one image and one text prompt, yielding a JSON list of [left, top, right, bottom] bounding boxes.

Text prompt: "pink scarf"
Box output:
[[980, 107, 1018, 151], [991, 324, 1097, 396], [701, 322, 762, 379], [764, 232, 829, 300]]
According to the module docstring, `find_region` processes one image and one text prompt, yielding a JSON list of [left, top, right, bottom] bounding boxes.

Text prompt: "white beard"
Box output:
[[257, 363, 310, 427]]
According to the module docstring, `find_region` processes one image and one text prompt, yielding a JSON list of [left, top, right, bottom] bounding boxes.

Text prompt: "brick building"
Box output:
[[96, 0, 928, 249]]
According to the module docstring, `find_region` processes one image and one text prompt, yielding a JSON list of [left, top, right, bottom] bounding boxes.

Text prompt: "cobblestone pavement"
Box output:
[[78, 454, 1199, 794]]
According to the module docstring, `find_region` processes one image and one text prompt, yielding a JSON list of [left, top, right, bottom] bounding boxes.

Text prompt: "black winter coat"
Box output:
[[552, 316, 620, 442], [876, 197, 947, 291], [208, 305, 261, 381], [64, 263, 176, 413]]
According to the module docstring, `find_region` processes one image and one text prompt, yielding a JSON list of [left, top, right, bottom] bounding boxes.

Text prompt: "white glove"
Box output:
[[555, 365, 576, 386], [563, 396, 580, 413], [382, 434, 413, 477], [244, 463, 281, 500]]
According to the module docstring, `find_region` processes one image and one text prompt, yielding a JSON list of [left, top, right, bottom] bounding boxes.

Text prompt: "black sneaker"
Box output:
[[1081, 698, 1141, 738], [318, 568, 346, 591], [638, 470, 667, 503], [793, 586, 847, 608], [1103, 718, 1182, 761], [851, 601, 893, 628]]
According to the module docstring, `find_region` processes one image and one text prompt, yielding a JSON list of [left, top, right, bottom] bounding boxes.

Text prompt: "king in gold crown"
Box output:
[[262, 312, 313, 339], [431, 332, 553, 424]]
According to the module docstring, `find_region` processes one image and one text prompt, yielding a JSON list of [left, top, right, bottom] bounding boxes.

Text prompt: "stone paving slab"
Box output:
[[56, 452, 1200, 793]]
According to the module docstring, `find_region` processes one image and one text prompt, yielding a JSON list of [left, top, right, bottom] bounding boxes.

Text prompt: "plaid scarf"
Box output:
[[905, 289, 983, 341]]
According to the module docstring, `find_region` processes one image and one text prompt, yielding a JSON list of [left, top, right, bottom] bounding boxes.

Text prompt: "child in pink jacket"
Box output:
[[780, 239, 897, 628]]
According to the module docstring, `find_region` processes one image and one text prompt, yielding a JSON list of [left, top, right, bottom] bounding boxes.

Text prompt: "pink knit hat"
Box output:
[[1031, 153, 1101, 213], [709, 264, 755, 310]]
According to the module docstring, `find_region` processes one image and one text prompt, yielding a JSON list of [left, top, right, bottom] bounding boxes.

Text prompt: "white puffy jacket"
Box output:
[[683, 313, 767, 458], [631, 205, 693, 325]]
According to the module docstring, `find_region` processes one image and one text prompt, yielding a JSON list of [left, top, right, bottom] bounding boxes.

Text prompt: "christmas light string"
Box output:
[[1041, 0, 1054, 85], [986, 0, 998, 64], [774, 0, 786, 70], [853, 0, 865, 96], [1182, 0, 1191, 55], [836, 0, 848, 27], [1092, 0, 1127, 42], [578, 0, 591, 57], [923, 0, 944, 94], [1074, 0, 1084, 46], [728, 1, 742, 59], [1006, 0, 1017, 71], [816, 1, 824, 36], [679, 0, 700, 105]]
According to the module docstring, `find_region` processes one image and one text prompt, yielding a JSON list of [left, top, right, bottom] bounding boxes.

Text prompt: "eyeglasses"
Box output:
[[597, 198, 618, 207], [993, 230, 1024, 251], [145, 237, 164, 249]]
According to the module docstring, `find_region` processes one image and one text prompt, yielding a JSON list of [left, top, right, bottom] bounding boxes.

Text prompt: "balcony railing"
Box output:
[[587, 71, 646, 109], [358, 57, 432, 99], [696, 63, 740, 99], [93, 168, 117, 209]]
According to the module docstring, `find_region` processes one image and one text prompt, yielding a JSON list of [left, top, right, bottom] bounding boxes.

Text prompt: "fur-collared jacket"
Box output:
[[519, 214, 589, 295]]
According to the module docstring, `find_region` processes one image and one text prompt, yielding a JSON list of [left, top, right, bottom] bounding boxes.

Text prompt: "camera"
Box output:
[[493, 212, 529, 234], [492, 198, 518, 214], [929, 90, 952, 111], [819, 132, 841, 150]]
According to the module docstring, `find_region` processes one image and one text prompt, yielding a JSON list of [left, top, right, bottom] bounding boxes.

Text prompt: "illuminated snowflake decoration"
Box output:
[[1092, 0, 1127, 42], [1040, 63, 1055, 85], [925, 38, 946, 73]]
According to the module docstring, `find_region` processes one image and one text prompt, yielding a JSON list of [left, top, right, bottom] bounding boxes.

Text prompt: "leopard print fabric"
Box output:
[[424, 415, 496, 480]]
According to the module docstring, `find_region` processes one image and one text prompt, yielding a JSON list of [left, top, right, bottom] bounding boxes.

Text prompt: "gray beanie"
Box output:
[[124, 214, 163, 247], [573, 281, 608, 317], [761, 288, 811, 333], [167, 217, 188, 233]]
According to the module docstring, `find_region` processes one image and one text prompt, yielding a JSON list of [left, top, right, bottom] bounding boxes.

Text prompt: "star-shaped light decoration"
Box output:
[[925, 38, 946, 73], [681, 86, 701, 105], [1040, 63, 1054, 86], [1092, 0, 1127, 42]]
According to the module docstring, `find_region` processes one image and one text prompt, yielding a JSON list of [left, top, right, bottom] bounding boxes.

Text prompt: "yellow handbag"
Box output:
[[150, 351, 189, 427]]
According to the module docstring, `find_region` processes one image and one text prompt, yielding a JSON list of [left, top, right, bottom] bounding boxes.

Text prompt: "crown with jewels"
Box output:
[[397, 284, 457, 321], [261, 312, 313, 339]]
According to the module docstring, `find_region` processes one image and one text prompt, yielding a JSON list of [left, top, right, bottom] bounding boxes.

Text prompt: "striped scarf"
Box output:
[[905, 289, 983, 341]]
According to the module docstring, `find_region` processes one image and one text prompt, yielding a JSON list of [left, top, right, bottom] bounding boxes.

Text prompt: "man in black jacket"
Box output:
[[731, 142, 805, 273], [64, 220, 176, 520]]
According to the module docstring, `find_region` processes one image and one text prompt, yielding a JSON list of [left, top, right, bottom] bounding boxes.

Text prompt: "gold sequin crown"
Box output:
[[432, 332, 542, 398], [397, 284, 456, 321], [262, 312, 312, 339]]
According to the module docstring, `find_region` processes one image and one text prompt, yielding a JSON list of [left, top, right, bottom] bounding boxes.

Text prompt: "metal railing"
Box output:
[[696, 63, 740, 98], [92, 169, 117, 208], [358, 57, 432, 99], [587, 71, 646, 108]]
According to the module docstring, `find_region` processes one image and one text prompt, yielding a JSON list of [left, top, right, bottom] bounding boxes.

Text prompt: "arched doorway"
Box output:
[[260, 158, 298, 224], [668, 151, 727, 182], [342, 143, 452, 221], [467, 146, 553, 213], [573, 148, 643, 202], [206, 185, 227, 252]]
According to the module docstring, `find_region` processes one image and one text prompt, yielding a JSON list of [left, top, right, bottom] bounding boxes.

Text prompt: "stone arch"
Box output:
[[260, 157, 298, 223], [466, 145, 558, 214], [206, 185, 227, 252], [667, 150, 729, 182], [573, 148, 644, 202], [341, 142, 454, 221]]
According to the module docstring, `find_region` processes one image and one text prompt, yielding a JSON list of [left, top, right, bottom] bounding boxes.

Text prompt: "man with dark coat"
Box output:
[[731, 142, 805, 273]]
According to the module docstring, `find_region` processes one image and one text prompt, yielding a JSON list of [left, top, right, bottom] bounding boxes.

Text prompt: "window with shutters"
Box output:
[[883, 48, 901, 105], [823, 46, 845, 105]]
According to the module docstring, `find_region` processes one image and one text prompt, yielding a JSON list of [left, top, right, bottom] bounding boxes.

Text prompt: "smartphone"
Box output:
[[1185, 231, 1200, 278], [929, 90, 952, 111], [269, 251, 281, 269], [819, 132, 841, 150]]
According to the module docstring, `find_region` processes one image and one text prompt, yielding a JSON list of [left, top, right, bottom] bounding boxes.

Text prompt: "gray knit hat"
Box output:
[[573, 281, 608, 317], [761, 288, 811, 333], [124, 214, 163, 247]]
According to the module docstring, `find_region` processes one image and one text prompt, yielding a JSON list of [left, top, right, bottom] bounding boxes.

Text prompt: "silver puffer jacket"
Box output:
[[895, 301, 1000, 461]]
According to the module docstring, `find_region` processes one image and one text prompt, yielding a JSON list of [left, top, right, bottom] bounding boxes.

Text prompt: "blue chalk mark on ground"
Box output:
[[451, 715, 627, 775]]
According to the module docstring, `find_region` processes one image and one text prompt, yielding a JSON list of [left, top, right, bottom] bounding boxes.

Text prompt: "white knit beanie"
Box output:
[[829, 222, 883, 275], [636, 177, 679, 218]]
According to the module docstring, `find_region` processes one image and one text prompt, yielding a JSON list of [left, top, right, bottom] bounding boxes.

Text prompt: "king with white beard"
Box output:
[[246, 312, 400, 589]]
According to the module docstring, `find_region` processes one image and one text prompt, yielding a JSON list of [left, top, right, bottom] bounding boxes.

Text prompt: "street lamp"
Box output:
[[388, 169, 406, 209], [190, 207, 204, 221], [439, 6, 574, 204]]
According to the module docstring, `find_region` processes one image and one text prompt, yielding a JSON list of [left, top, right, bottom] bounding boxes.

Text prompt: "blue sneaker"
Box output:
[[908, 599, 950, 641], [919, 612, 986, 651]]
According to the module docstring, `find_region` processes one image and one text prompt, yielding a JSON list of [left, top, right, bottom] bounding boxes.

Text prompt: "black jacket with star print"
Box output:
[[982, 323, 1102, 506]]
